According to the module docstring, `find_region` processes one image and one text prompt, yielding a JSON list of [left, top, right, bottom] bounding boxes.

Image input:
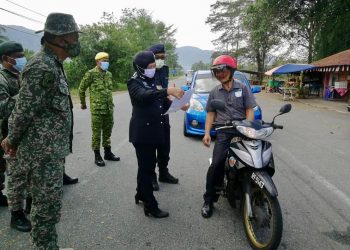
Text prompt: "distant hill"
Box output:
[[176, 46, 213, 71], [1, 25, 41, 52], [1, 26, 213, 70]]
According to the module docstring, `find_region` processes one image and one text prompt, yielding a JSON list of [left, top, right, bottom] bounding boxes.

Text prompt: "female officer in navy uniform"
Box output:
[[127, 51, 184, 218]]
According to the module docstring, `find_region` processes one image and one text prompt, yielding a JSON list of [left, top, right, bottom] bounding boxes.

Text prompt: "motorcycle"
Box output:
[[210, 99, 292, 250]]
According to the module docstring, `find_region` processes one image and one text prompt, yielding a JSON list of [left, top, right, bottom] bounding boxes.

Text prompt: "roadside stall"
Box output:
[[309, 49, 350, 103], [265, 63, 316, 100]]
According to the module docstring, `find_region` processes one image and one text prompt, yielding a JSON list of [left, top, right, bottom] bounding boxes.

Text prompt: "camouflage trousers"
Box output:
[[20, 157, 64, 250], [91, 112, 114, 150], [6, 156, 30, 211]]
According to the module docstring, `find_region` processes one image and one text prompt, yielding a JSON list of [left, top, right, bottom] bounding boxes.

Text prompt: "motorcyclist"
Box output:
[[201, 55, 257, 218]]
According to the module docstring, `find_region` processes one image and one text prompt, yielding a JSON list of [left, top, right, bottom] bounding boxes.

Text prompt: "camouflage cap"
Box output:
[[36, 12, 80, 35], [0, 41, 24, 57]]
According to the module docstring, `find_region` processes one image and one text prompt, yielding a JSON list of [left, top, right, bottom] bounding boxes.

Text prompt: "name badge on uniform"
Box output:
[[235, 89, 242, 97]]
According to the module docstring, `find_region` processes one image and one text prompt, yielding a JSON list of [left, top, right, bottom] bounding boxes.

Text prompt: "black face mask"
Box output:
[[61, 39, 80, 57], [45, 37, 81, 57]]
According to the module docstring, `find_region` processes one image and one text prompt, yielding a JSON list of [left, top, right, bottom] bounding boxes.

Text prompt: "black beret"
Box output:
[[148, 44, 165, 54], [133, 51, 155, 72], [0, 41, 24, 57]]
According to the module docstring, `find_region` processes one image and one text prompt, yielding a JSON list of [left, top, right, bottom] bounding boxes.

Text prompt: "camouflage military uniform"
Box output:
[[7, 46, 73, 249], [0, 69, 19, 198], [0, 69, 30, 211], [79, 66, 114, 150]]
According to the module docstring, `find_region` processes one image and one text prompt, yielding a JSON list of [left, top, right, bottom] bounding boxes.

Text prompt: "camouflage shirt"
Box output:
[[79, 66, 114, 115], [7, 46, 73, 160], [0, 69, 20, 139]]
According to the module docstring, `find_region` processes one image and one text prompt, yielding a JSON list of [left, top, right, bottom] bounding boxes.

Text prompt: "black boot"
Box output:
[[63, 172, 78, 185], [11, 210, 32, 232], [104, 146, 120, 161], [0, 191, 8, 207], [159, 170, 179, 184], [94, 150, 105, 167], [144, 207, 169, 218], [24, 197, 32, 214]]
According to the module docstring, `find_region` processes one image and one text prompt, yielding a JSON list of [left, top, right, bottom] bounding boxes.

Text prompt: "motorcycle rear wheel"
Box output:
[[242, 187, 283, 250]]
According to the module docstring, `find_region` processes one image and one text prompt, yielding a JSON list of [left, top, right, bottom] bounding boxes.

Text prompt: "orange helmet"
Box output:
[[211, 55, 237, 70]]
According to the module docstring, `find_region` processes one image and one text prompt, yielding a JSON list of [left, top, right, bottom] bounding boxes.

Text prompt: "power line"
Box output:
[[5, 0, 46, 18], [0, 24, 41, 38], [0, 7, 44, 24]]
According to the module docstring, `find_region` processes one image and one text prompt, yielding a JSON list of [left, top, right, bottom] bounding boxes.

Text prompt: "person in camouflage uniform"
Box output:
[[79, 52, 120, 167], [0, 41, 32, 232], [1, 12, 79, 250]]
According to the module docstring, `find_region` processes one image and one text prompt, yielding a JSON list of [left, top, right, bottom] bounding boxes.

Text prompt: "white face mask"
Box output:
[[144, 68, 156, 78], [155, 59, 165, 69]]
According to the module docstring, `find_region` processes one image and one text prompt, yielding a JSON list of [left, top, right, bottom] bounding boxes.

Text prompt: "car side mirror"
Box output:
[[251, 86, 261, 94], [181, 85, 190, 91]]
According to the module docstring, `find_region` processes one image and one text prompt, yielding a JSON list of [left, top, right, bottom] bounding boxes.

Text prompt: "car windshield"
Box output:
[[194, 73, 220, 93]]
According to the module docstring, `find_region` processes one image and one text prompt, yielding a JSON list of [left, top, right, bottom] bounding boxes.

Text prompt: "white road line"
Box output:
[[278, 144, 350, 208]]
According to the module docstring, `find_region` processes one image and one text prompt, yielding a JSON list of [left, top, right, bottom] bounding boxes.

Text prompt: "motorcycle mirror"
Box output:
[[279, 104, 292, 114], [272, 104, 292, 124], [210, 99, 226, 111]]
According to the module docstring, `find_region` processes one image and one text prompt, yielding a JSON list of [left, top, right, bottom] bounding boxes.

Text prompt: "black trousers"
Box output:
[[133, 143, 159, 209], [156, 124, 170, 173], [203, 131, 237, 203]]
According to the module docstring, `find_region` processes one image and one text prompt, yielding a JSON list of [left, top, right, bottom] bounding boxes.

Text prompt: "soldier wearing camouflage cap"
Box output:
[[1, 12, 80, 250], [79, 52, 120, 167], [0, 41, 33, 233]]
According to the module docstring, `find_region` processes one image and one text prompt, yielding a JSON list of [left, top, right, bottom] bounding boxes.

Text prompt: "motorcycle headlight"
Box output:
[[190, 99, 204, 112], [236, 126, 273, 139]]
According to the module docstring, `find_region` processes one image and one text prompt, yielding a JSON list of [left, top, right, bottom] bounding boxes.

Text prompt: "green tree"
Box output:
[[24, 48, 35, 60], [314, 0, 350, 59], [191, 60, 211, 71], [268, 0, 329, 63], [64, 9, 179, 90], [206, 0, 254, 58], [243, 0, 280, 76]]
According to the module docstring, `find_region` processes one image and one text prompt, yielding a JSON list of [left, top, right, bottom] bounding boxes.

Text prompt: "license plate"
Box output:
[[251, 172, 265, 189]]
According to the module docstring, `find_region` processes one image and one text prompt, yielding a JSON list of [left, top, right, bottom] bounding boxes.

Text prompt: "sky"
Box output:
[[0, 0, 217, 50]]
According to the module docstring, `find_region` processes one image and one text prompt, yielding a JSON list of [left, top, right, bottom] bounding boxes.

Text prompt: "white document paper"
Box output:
[[164, 89, 194, 115]]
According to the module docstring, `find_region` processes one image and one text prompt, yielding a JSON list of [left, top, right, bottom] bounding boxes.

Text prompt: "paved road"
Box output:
[[1, 76, 349, 249]]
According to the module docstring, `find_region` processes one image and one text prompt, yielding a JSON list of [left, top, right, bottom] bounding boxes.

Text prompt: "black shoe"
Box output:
[[11, 210, 32, 232], [94, 150, 105, 167], [63, 173, 78, 185], [24, 197, 32, 214], [144, 207, 169, 218], [104, 146, 120, 161], [159, 172, 179, 184], [0, 193, 8, 207], [152, 177, 159, 191], [135, 193, 145, 204], [201, 202, 213, 218]]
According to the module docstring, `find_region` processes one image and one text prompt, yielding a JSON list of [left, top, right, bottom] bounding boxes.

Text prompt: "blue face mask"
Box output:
[[100, 61, 109, 71], [11, 57, 27, 72]]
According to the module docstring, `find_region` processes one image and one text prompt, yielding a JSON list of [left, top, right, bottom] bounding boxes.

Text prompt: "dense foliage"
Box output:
[[64, 9, 181, 90], [207, 0, 349, 70]]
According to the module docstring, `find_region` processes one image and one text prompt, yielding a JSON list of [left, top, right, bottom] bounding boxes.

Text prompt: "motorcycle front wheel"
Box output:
[[242, 187, 283, 250]]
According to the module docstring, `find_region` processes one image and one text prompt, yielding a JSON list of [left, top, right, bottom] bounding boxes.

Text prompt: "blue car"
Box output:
[[182, 70, 262, 137]]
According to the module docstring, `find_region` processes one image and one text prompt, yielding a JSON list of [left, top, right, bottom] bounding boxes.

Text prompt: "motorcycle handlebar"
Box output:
[[213, 121, 284, 130], [274, 124, 283, 129]]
